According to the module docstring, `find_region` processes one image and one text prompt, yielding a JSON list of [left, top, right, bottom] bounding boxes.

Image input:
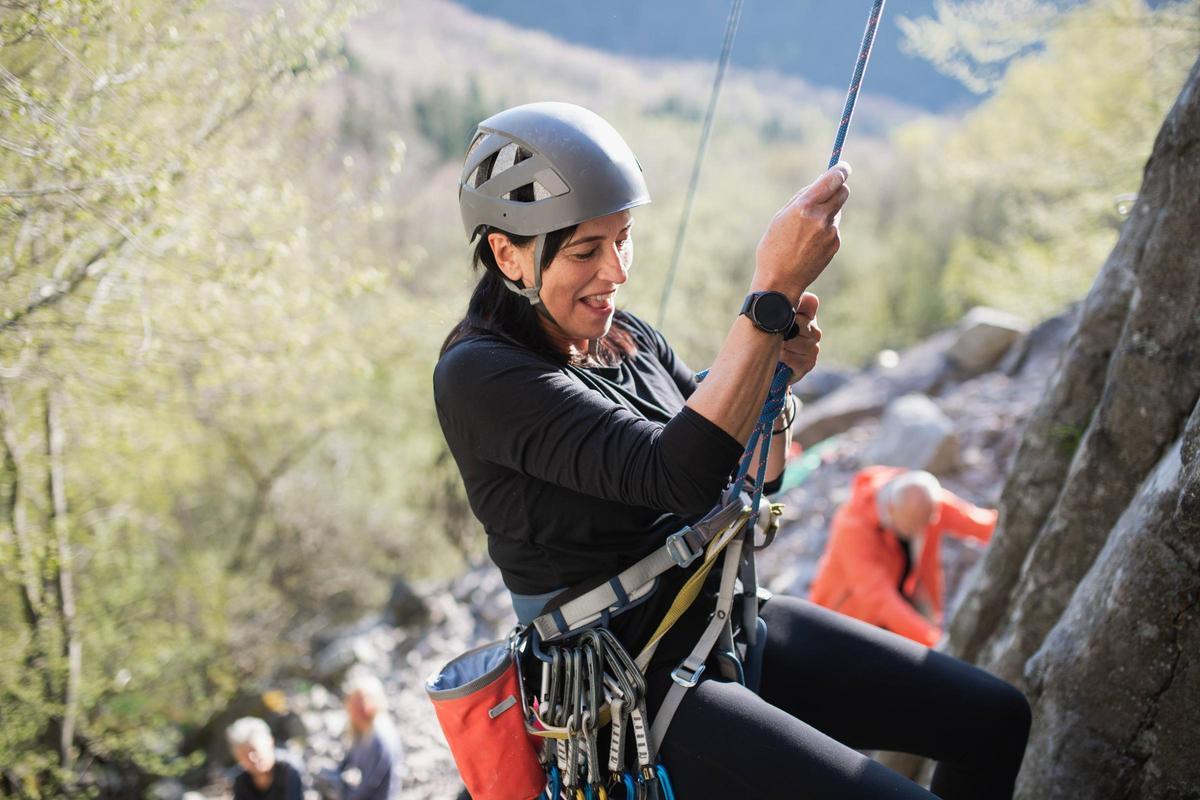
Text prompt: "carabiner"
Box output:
[[621, 772, 638, 799]]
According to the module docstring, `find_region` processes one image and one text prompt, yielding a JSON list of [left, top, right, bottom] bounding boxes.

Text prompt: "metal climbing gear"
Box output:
[[509, 625, 666, 799]]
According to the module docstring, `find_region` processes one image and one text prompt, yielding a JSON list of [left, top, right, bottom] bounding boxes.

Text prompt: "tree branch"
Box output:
[[0, 384, 41, 628], [46, 388, 81, 769], [226, 427, 326, 573]]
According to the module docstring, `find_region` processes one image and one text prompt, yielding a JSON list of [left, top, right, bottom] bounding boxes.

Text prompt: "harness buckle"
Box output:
[[665, 529, 701, 568], [670, 661, 704, 688]]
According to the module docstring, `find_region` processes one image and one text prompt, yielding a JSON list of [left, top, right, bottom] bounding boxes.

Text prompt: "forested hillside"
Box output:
[[454, 0, 977, 111], [0, 0, 1195, 795]]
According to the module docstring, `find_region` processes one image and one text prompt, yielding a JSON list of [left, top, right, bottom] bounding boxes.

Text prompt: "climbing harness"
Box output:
[[439, 364, 791, 799], [432, 3, 888, 795]]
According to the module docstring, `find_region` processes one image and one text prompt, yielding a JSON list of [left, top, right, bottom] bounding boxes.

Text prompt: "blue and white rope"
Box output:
[[698, 361, 793, 516], [828, 0, 887, 169]]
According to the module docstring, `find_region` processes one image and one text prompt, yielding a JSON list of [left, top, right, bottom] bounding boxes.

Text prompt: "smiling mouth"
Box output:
[[580, 292, 615, 309]]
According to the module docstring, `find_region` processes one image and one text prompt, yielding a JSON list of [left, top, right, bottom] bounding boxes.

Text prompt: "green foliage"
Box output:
[[897, 0, 1199, 323], [412, 77, 495, 159], [0, 0, 467, 792]]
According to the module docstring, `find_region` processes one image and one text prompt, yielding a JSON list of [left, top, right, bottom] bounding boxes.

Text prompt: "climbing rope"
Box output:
[[656, 0, 744, 329], [656, 0, 888, 329], [696, 361, 792, 516], [829, 0, 887, 169]]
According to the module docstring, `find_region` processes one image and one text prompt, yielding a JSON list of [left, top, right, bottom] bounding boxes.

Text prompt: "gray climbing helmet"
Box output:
[[459, 102, 651, 308]]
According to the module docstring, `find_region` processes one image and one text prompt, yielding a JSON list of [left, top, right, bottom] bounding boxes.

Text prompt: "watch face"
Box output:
[[753, 292, 795, 332]]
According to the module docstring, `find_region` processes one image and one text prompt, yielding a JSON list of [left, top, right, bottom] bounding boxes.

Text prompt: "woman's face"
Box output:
[[492, 211, 633, 353]]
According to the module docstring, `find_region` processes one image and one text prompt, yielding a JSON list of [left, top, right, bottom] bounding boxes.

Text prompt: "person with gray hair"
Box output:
[[226, 716, 302, 800], [316, 669, 404, 800], [810, 466, 998, 646]]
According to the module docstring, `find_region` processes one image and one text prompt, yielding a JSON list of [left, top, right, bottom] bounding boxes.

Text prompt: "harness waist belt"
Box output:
[[531, 493, 750, 642]]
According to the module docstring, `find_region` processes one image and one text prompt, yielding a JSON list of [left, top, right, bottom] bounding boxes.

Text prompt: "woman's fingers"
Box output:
[[796, 163, 852, 205], [781, 291, 822, 381], [796, 291, 820, 320], [752, 165, 852, 298]]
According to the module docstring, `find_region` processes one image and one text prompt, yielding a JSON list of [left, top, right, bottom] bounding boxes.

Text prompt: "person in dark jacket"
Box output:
[[317, 670, 404, 800], [435, 102, 1030, 799], [226, 717, 303, 800]]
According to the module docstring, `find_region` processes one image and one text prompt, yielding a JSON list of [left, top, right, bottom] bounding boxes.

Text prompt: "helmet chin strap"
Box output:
[[502, 233, 559, 325]]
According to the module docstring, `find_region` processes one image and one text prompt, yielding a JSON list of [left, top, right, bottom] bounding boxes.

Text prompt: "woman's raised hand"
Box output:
[[752, 163, 851, 302], [781, 292, 822, 382]]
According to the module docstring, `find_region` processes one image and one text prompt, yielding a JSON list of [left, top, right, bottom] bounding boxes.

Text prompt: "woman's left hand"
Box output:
[[782, 292, 821, 383]]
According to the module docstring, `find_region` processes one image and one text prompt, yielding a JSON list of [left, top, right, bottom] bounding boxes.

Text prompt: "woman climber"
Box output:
[[433, 101, 1030, 799]]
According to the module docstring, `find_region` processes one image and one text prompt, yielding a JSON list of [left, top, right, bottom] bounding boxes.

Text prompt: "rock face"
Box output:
[[862, 394, 959, 474], [1017, 438, 1200, 800], [943, 58, 1200, 799]]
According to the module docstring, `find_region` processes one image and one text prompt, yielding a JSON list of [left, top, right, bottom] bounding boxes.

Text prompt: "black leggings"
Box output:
[[650, 596, 1031, 799]]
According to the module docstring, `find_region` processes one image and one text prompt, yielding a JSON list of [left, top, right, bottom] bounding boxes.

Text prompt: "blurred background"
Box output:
[[1, 0, 1196, 796]]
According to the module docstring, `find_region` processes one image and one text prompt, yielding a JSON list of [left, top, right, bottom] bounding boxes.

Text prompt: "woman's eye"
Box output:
[[573, 249, 597, 261]]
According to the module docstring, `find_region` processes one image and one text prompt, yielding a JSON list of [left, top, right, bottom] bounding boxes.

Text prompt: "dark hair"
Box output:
[[439, 227, 637, 365]]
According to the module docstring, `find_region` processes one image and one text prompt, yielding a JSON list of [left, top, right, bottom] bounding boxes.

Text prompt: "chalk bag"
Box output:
[[427, 640, 546, 800]]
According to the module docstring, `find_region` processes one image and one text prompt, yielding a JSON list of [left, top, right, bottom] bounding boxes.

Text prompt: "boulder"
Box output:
[[998, 303, 1080, 377], [792, 367, 854, 404], [385, 576, 432, 629], [946, 307, 1028, 375], [147, 779, 186, 800], [793, 330, 957, 447], [862, 394, 959, 475]]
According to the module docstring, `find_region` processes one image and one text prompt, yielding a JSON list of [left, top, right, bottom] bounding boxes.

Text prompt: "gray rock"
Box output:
[[148, 779, 186, 800], [946, 306, 1028, 375], [792, 330, 957, 447], [862, 394, 960, 475], [311, 626, 382, 685], [386, 577, 432, 629], [792, 367, 854, 404], [998, 304, 1079, 377]]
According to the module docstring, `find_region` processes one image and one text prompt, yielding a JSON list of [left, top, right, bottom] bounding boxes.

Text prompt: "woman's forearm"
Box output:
[[685, 164, 847, 447], [685, 316, 786, 446]]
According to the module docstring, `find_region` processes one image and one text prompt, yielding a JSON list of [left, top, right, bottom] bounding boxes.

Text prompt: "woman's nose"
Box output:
[[600, 240, 630, 284]]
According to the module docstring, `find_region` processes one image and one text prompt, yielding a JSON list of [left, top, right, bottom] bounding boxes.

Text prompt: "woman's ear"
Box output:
[[488, 232, 528, 286]]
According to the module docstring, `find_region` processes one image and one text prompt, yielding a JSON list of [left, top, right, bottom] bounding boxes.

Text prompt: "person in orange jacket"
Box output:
[[809, 466, 997, 646]]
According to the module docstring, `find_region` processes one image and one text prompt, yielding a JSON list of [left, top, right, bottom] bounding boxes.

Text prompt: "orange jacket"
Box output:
[[808, 466, 997, 646]]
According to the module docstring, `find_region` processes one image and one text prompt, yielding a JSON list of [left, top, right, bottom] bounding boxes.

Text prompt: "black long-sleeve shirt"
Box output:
[[433, 311, 744, 662]]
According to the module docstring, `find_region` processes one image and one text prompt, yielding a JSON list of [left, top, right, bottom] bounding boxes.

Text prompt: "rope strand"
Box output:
[[656, 0, 744, 329], [829, 0, 887, 169]]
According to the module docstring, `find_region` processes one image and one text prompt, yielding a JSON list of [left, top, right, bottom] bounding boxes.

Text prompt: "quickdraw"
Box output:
[[518, 627, 663, 800]]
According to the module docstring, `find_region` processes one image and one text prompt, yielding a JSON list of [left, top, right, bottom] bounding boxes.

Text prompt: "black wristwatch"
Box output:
[[740, 291, 799, 338]]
